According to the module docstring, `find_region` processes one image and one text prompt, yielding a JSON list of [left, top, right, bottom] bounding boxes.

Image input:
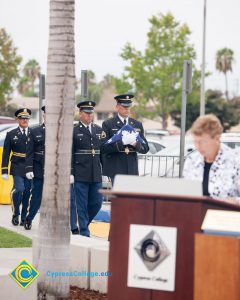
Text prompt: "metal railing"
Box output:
[[102, 154, 184, 202], [137, 154, 182, 178]]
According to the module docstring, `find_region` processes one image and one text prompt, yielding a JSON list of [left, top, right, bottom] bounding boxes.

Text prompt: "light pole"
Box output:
[[200, 0, 207, 115], [39, 74, 45, 124]]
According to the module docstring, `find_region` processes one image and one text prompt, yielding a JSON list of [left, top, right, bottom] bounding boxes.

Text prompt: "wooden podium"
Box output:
[[194, 234, 240, 300], [105, 189, 240, 300]]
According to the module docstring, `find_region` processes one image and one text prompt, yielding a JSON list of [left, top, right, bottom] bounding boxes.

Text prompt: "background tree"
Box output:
[[17, 59, 41, 97], [87, 70, 102, 104], [231, 96, 240, 113], [118, 13, 199, 129], [206, 90, 239, 131], [101, 73, 115, 89], [171, 89, 239, 131], [113, 75, 132, 95], [0, 28, 22, 108], [17, 76, 29, 95], [216, 48, 234, 101], [35, 0, 75, 298]]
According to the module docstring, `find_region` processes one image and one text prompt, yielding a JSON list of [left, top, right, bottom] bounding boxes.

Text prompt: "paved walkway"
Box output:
[[0, 204, 39, 238], [0, 203, 110, 239]]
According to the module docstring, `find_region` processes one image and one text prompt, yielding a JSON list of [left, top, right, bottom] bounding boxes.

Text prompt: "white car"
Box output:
[[0, 123, 40, 146], [0, 123, 17, 132], [147, 139, 165, 154], [138, 141, 195, 177], [145, 129, 170, 140], [220, 133, 240, 149], [138, 134, 240, 178]]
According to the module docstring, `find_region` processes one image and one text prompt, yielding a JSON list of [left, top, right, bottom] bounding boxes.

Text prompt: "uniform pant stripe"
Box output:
[[26, 189, 33, 218], [10, 188, 16, 215]]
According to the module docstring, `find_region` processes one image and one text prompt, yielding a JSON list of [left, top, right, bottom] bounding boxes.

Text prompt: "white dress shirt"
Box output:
[[81, 122, 92, 134], [118, 114, 129, 125], [19, 127, 29, 135]]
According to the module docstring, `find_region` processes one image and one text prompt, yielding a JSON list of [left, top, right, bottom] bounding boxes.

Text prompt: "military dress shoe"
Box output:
[[24, 220, 32, 230], [12, 215, 19, 226], [71, 228, 79, 235], [20, 220, 25, 226]]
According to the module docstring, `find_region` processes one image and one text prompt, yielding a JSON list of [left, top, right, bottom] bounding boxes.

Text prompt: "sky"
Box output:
[[0, 0, 239, 97]]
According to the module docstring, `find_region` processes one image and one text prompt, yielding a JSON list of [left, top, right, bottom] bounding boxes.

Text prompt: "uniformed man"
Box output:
[[1, 108, 32, 226], [24, 106, 45, 230], [101, 93, 149, 182], [71, 100, 106, 236]]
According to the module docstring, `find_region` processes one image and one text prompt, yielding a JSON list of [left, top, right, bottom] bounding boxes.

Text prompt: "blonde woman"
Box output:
[[183, 114, 240, 203]]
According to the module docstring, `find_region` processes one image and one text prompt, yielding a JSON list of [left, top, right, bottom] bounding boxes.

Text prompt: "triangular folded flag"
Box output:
[[105, 124, 145, 145]]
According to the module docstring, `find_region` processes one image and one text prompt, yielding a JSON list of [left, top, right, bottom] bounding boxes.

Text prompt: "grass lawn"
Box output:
[[0, 227, 32, 248]]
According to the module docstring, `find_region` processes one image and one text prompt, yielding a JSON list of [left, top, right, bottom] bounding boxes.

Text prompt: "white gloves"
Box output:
[[2, 174, 9, 181], [26, 172, 34, 180], [70, 175, 74, 184], [130, 132, 139, 145], [122, 131, 137, 145]]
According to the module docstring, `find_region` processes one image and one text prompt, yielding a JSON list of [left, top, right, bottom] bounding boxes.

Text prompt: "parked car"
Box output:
[[220, 133, 240, 149], [0, 145, 13, 204], [0, 126, 19, 146], [145, 129, 170, 140], [147, 139, 165, 154], [0, 123, 18, 133], [138, 134, 240, 178], [0, 116, 16, 124], [138, 141, 195, 177]]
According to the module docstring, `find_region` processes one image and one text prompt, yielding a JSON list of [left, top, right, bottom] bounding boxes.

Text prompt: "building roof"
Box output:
[[95, 88, 116, 113], [8, 97, 39, 110]]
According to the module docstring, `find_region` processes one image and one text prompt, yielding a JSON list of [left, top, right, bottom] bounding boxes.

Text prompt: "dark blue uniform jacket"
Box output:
[[72, 122, 106, 182], [101, 116, 149, 179], [1, 127, 31, 177], [25, 124, 45, 179]]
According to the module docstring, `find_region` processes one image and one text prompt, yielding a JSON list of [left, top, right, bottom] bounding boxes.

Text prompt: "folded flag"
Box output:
[[105, 124, 145, 145]]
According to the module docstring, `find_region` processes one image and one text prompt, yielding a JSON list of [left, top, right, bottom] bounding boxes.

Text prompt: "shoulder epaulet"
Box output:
[[29, 125, 38, 133], [105, 117, 115, 124], [8, 127, 18, 134], [92, 123, 102, 130]]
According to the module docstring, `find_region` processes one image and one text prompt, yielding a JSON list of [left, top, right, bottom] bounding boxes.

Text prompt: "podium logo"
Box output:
[[9, 259, 39, 289], [135, 230, 171, 271]]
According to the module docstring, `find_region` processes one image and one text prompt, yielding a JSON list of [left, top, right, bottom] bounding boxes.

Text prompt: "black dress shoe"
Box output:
[[12, 215, 19, 226], [20, 220, 25, 226], [71, 228, 79, 235], [24, 220, 32, 230]]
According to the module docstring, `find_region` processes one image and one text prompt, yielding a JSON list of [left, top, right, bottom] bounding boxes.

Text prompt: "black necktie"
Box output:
[[123, 119, 127, 125], [23, 129, 26, 136], [86, 125, 91, 134]]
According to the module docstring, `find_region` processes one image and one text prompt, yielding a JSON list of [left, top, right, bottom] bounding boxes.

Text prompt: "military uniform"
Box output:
[[24, 123, 45, 229], [25, 124, 45, 179], [72, 122, 105, 182], [101, 116, 149, 180], [71, 100, 106, 236], [1, 108, 32, 225], [1, 127, 31, 177]]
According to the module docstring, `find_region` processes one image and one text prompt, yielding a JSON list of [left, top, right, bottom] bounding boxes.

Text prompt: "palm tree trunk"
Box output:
[[225, 72, 229, 101], [34, 0, 75, 299]]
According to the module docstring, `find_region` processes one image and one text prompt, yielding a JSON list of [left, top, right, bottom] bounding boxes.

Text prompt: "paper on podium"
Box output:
[[201, 209, 240, 236], [113, 175, 202, 197]]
